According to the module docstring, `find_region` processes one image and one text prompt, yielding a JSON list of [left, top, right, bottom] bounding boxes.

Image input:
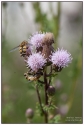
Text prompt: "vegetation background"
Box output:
[[2, 1, 82, 123]]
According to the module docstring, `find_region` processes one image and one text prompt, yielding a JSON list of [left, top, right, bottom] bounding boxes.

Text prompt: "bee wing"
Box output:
[[27, 43, 33, 46], [9, 45, 19, 53]]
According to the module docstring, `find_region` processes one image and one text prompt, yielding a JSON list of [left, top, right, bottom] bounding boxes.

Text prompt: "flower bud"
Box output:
[[42, 45, 54, 59], [42, 32, 54, 46], [25, 108, 34, 119], [41, 33, 54, 59], [47, 86, 56, 96]]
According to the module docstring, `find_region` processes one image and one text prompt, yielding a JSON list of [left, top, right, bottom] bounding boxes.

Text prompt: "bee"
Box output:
[[24, 71, 43, 81], [9, 40, 32, 57], [24, 73, 41, 81]]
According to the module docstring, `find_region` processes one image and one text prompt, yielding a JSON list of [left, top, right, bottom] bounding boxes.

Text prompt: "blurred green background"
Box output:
[[2, 1, 83, 123]]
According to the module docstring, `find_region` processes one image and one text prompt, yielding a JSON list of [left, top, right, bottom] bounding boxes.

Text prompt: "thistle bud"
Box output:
[[41, 33, 54, 59], [47, 86, 56, 96], [42, 45, 54, 59], [42, 32, 54, 46], [25, 108, 34, 119]]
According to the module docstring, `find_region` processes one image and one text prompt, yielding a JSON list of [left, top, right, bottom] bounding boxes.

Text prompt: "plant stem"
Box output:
[[36, 85, 44, 114], [44, 70, 48, 123], [48, 65, 52, 85], [27, 118, 32, 123]]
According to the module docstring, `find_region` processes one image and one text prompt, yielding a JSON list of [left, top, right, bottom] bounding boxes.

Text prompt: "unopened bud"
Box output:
[[25, 108, 34, 119], [41, 33, 54, 59], [42, 45, 53, 59], [47, 86, 56, 96]]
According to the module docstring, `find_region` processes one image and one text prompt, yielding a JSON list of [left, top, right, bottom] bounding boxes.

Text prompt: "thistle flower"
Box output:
[[26, 53, 46, 72], [51, 48, 72, 69], [29, 32, 45, 48]]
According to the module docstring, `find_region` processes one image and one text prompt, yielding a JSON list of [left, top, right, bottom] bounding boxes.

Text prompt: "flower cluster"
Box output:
[[16, 31, 73, 124], [23, 31, 72, 78]]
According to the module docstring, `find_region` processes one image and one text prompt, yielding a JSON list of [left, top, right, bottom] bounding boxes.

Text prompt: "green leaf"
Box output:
[[53, 114, 61, 123], [35, 102, 44, 116]]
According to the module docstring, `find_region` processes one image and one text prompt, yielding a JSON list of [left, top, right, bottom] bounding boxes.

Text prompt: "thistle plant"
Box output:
[[20, 32, 72, 123]]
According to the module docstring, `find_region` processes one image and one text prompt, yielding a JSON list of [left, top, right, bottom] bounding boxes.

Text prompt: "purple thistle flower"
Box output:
[[27, 53, 46, 72], [29, 32, 45, 48], [51, 48, 72, 68]]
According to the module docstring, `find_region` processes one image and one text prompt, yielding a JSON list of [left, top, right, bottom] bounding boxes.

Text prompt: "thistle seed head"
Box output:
[[42, 32, 54, 46]]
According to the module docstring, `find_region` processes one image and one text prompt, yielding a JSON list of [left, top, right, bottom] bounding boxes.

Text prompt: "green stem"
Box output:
[[36, 85, 44, 114], [44, 69, 48, 123], [27, 118, 32, 123], [48, 65, 52, 85]]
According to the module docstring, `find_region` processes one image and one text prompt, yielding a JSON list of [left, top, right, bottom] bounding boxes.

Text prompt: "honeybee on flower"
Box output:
[[24, 72, 41, 81], [9, 40, 32, 57]]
